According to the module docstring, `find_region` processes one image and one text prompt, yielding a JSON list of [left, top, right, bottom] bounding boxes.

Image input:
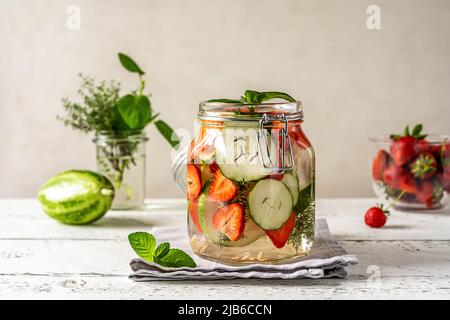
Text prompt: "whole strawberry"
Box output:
[[390, 124, 427, 166], [434, 144, 450, 192], [416, 180, 443, 208], [410, 153, 437, 179], [415, 180, 435, 208], [365, 204, 390, 228], [383, 164, 417, 193], [372, 149, 391, 181], [438, 172, 450, 193]]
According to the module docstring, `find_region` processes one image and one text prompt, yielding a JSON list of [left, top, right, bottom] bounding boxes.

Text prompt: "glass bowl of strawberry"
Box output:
[[369, 124, 449, 210]]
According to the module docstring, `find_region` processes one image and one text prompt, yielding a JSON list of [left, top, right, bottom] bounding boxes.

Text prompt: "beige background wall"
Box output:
[[1, 0, 449, 198]]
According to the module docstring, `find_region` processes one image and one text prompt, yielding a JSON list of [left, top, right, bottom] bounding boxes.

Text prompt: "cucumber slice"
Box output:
[[249, 179, 293, 230], [294, 146, 314, 190], [214, 127, 271, 182], [282, 171, 299, 205], [197, 185, 264, 247]]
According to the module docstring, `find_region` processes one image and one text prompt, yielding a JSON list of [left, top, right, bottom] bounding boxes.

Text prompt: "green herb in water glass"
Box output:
[[59, 53, 180, 190]]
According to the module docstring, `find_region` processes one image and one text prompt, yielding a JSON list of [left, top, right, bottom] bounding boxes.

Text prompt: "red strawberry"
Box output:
[[187, 164, 202, 201], [383, 164, 402, 187], [383, 164, 417, 193], [390, 136, 419, 166], [188, 200, 202, 233], [437, 172, 450, 193], [364, 205, 389, 228], [410, 153, 437, 180], [417, 139, 431, 153], [266, 213, 296, 248], [430, 145, 442, 161], [372, 150, 390, 181], [209, 162, 219, 173], [390, 124, 427, 166], [288, 123, 312, 149], [212, 203, 245, 241], [397, 173, 418, 193], [208, 170, 238, 202], [441, 144, 450, 168], [269, 172, 285, 181], [415, 180, 435, 208]]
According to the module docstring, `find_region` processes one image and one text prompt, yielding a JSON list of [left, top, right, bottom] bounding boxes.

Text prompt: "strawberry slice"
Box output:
[[187, 164, 202, 201], [212, 203, 245, 241], [209, 162, 219, 173], [288, 122, 312, 149], [208, 170, 238, 202], [266, 213, 296, 249], [188, 200, 202, 233], [269, 172, 285, 181], [372, 150, 390, 181]]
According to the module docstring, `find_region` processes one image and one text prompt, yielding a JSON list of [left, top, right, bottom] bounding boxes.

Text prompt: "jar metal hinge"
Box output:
[[257, 113, 294, 173]]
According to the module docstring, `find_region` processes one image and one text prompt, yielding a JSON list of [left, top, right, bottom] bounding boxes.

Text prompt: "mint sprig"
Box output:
[[118, 53, 145, 76], [208, 89, 295, 105], [128, 232, 196, 268], [117, 53, 180, 148], [128, 232, 156, 262]]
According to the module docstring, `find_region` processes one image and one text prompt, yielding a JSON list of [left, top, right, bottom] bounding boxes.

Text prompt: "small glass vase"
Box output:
[[94, 131, 148, 210]]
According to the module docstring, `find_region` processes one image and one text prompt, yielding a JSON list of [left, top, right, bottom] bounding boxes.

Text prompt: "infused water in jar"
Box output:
[[185, 101, 315, 265]]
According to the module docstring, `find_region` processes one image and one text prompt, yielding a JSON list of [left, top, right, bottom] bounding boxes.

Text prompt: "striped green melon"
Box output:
[[38, 170, 115, 225]]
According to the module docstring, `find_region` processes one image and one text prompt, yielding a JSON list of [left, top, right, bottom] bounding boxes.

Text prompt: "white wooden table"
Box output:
[[0, 198, 449, 300]]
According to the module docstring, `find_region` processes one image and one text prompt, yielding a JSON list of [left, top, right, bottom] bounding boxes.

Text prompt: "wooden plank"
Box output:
[[0, 274, 448, 300], [0, 199, 187, 240], [0, 199, 449, 240], [1, 239, 449, 278]]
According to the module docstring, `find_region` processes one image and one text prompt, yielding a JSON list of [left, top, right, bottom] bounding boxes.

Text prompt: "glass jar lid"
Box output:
[[198, 101, 303, 121]]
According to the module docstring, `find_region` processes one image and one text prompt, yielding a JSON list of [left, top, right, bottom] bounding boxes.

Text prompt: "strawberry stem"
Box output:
[[385, 189, 406, 212]]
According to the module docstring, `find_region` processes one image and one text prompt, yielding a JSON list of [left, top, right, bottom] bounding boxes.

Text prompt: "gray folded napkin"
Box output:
[[129, 219, 358, 281]]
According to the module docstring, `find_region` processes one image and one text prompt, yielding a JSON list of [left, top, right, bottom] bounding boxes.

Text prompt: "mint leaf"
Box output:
[[156, 248, 196, 268], [128, 232, 156, 262], [154, 242, 170, 258], [243, 90, 260, 104], [209, 90, 296, 105], [128, 232, 196, 268], [259, 91, 296, 103], [118, 53, 145, 75], [117, 95, 151, 129], [155, 120, 180, 149], [207, 98, 242, 104]]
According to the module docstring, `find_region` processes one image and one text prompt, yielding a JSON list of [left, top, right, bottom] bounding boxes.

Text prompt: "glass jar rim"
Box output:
[[93, 130, 148, 142], [369, 134, 449, 144], [198, 101, 303, 121]]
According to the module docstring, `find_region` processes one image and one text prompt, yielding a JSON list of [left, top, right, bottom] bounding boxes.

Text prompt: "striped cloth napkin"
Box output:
[[129, 219, 358, 281]]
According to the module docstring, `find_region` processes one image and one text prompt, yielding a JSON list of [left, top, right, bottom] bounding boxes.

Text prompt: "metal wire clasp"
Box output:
[[257, 113, 294, 173]]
